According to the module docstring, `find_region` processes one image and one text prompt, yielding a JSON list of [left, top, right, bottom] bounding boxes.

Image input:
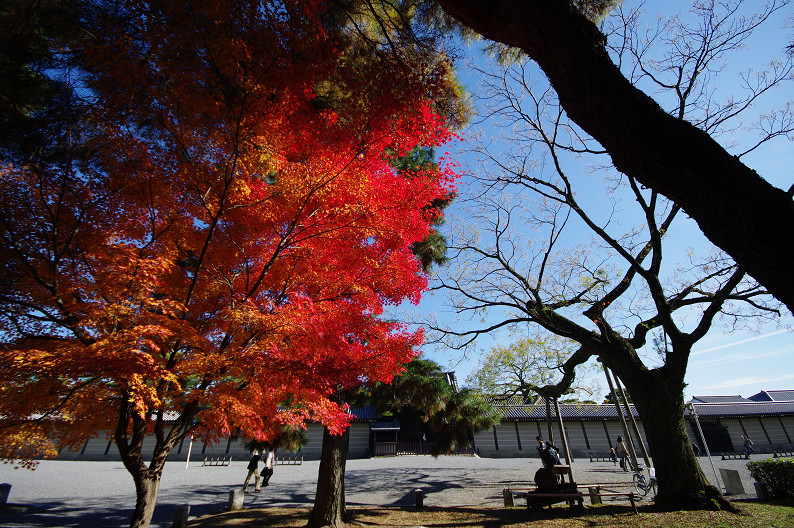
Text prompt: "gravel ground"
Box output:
[[0, 453, 766, 528]]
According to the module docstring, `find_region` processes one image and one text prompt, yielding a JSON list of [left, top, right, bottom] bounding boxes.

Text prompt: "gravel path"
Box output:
[[0, 453, 765, 527]]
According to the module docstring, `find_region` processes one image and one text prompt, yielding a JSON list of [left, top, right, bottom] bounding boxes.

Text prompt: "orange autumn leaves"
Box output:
[[0, 0, 458, 458]]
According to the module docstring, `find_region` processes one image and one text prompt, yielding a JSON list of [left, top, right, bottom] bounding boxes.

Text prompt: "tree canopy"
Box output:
[[466, 334, 599, 402], [0, 1, 462, 526]]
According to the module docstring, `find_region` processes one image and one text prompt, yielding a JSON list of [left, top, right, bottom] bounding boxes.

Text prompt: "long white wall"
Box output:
[[472, 420, 649, 459], [55, 422, 372, 462], [50, 415, 794, 462], [472, 416, 794, 459]]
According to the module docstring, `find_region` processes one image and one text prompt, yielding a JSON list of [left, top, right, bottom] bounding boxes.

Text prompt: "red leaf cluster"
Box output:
[[0, 0, 459, 458]]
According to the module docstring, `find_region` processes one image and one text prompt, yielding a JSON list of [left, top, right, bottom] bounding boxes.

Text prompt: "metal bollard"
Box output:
[[171, 505, 190, 528], [414, 488, 423, 508]]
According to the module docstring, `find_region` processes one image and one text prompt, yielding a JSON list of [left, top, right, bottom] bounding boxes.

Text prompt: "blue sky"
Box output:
[[405, 0, 794, 402]]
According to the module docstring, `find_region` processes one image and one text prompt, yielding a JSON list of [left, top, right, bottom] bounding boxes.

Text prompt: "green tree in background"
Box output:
[[467, 334, 600, 402]]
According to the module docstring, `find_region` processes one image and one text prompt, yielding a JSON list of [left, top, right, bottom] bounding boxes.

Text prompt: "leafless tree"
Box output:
[[437, 0, 794, 315], [432, 0, 787, 509]]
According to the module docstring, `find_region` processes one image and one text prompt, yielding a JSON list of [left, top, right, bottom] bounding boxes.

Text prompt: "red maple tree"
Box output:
[[0, 2, 460, 526]]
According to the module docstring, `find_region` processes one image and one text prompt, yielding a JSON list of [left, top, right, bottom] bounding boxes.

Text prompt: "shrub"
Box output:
[[748, 458, 794, 498]]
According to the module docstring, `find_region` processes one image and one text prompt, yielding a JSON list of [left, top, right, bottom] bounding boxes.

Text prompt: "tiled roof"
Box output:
[[440, 371, 460, 393], [493, 402, 640, 421], [485, 394, 794, 422], [348, 406, 378, 421], [766, 390, 794, 401], [691, 395, 751, 403], [748, 390, 794, 402], [687, 401, 794, 417]]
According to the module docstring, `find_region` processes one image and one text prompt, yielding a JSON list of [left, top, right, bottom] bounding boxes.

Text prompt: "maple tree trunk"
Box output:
[[437, 0, 794, 314], [128, 469, 162, 528], [115, 401, 184, 528], [307, 427, 351, 528]]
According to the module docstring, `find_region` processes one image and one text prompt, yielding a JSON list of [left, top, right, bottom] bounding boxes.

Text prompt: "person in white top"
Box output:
[[261, 448, 275, 486]]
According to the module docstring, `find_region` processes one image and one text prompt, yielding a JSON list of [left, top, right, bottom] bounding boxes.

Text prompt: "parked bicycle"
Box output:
[[633, 465, 657, 497]]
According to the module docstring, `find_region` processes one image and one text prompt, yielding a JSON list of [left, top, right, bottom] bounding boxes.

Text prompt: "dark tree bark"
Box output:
[[532, 330, 736, 510], [307, 427, 352, 528], [127, 470, 161, 528], [607, 353, 732, 510], [115, 399, 195, 528], [437, 0, 794, 314], [116, 414, 166, 528]]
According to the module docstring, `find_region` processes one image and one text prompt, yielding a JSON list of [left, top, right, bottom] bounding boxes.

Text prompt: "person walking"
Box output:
[[742, 435, 754, 459], [535, 436, 545, 458], [261, 448, 275, 486], [615, 436, 631, 471], [242, 450, 262, 493]]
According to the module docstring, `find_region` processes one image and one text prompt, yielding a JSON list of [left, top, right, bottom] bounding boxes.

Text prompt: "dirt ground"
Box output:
[[187, 502, 794, 528]]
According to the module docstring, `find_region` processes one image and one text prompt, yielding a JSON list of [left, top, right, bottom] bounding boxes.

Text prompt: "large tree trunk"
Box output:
[[437, 0, 794, 314], [307, 427, 352, 528], [619, 368, 735, 511], [128, 468, 162, 528], [117, 438, 167, 528], [115, 399, 192, 528]]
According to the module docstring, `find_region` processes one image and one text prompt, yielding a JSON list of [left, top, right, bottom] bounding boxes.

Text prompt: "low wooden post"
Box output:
[[171, 506, 190, 528], [588, 486, 602, 505], [503, 488, 514, 507], [414, 489, 423, 508], [628, 492, 637, 514], [0, 483, 10, 505]]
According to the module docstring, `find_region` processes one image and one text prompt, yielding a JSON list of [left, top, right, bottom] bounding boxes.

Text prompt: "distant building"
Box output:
[[471, 390, 794, 458], [52, 389, 794, 461]]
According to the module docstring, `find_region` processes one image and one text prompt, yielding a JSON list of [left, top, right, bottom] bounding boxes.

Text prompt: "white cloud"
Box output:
[[703, 373, 794, 390], [690, 345, 794, 369], [691, 328, 793, 357]]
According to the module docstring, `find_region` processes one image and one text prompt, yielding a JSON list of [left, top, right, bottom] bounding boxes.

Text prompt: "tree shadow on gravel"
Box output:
[[0, 501, 132, 528], [187, 504, 651, 528]]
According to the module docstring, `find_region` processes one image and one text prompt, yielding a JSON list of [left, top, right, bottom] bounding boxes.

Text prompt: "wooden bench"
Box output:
[[773, 450, 794, 458], [530, 491, 638, 513], [589, 453, 615, 463], [504, 486, 639, 513], [721, 452, 747, 460]]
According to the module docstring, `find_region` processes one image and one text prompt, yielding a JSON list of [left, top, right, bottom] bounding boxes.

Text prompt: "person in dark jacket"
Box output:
[[541, 441, 560, 469], [243, 450, 262, 493]]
